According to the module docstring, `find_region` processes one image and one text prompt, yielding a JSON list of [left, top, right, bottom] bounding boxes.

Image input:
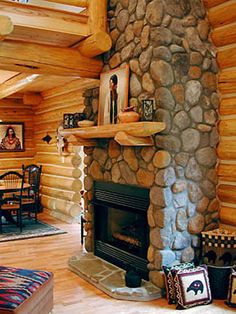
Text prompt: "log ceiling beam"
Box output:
[[0, 40, 103, 77], [0, 73, 42, 99], [45, 0, 88, 7], [0, 1, 89, 37]]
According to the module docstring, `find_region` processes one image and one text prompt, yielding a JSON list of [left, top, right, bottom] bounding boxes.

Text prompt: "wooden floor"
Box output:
[[0, 213, 233, 314]]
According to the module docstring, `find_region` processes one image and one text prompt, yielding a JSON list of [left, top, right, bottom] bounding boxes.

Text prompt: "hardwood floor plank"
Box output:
[[0, 213, 229, 313]]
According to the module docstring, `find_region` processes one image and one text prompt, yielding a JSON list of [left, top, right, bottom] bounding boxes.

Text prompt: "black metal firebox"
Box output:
[[93, 181, 150, 279]]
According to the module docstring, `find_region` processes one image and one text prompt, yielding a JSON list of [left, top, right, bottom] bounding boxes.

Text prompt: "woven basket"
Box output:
[[201, 228, 236, 266]]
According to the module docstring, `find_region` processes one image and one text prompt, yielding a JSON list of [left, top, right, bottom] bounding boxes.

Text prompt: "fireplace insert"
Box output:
[[93, 181, 150, 279]]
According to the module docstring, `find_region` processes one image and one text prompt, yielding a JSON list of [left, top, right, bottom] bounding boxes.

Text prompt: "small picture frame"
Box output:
[[63, 113, 74, 129], [142, 99, 154, 121], [0, 122, 24, 152]]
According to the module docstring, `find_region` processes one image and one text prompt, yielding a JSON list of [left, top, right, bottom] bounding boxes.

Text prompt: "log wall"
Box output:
[[33, 81, 87, 222], [204, 0, 236, 227], [0, 99, 34, 173]]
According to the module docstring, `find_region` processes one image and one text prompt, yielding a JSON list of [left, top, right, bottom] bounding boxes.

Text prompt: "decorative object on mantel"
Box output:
[[58, 121, 166, 148], [117, 106, 140, 123], [77, 120, 95, 127], [98, 65, 129, 126], [141, 99, 155, 121], [63, 113, 74, 129], [73, 113, 86, 128]]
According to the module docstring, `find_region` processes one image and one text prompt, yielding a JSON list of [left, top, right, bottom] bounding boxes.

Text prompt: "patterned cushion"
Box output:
[[162, 262, 194, 304], [226, 269, 236, 308], [173, 265, 212, 309], [0, 265, 52, 310]]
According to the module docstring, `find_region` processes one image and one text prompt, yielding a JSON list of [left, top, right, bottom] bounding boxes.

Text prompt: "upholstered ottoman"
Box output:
[[0, 266, 53, 314]]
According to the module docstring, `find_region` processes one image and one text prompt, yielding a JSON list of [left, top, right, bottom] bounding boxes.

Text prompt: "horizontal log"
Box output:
[[203, 0, 229, 8], [217, 139, 236, 160], [0, 40, 103, 77], [218, 164, 236, 179], [34, 121, 61, 132], [41, 186, 76, 202], [212, 23, 236, 47], [220, 206, 236, 226], [218, 184, 236, 203], [219, 82, 236, 94], [41, 78, 99, 100], [34, 153, 72, 165], [220, 97, 236, 115], [41, 174, 81, 191], [219, 69, 236, 94], [219, 120, 236, 136], [41, 195, 75, 216], [0, 1, 89, 36], [42, 165, 80, 178], [77, 32, 112, 57], [208, 2, 236, 28], [217, 46, 236, 69], [219, 68, 236, 83], [35, 104, 82, 121], [37, 90, 84, 111], [44, 0, 88, 7], [0, 158, 34, 169]]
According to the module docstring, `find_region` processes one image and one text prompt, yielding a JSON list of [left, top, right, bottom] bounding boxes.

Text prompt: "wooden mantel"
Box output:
[[59, 122, 166, 146]]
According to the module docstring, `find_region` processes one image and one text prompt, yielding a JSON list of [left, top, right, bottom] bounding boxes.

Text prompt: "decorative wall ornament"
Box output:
[[42, 134, 52, 144]]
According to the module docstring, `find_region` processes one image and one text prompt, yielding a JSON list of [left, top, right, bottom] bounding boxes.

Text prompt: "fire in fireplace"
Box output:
[[93, 181, 150, 279]]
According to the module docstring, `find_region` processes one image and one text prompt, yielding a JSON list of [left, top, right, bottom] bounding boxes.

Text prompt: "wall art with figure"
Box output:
[[98, 65, 129, 125], [0, 122, 24, 152]]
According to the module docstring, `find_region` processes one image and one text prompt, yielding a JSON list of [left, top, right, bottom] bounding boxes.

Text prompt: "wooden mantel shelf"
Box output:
[[59, 122, 166, 146]]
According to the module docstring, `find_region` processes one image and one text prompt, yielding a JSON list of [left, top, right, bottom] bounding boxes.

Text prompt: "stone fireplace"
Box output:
[[82, 0, 219, 288]]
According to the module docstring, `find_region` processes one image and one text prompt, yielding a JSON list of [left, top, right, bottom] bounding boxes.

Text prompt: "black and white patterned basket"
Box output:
[[201, 229, 236, 266]]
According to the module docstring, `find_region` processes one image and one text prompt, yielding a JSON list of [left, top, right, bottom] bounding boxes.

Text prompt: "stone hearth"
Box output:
[[68, 252, 162, 301]]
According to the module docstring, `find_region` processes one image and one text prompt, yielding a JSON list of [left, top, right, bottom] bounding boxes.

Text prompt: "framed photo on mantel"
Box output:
[[98, 65, 129, 126], [0, 122, 24, 152], [141, 99, 154, 121]]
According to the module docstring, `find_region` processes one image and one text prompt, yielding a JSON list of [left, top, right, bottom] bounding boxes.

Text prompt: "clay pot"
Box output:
[[118, 107, 140, 123], [125, 267, 142, 288]]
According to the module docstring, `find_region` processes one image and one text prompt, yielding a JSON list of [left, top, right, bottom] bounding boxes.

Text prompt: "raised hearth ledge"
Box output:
[[59, 122, 166, 146], [68, 252, 162, 301]]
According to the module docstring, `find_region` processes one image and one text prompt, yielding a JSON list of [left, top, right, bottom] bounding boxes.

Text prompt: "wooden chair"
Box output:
[[20, 164, 42, 223], [0, 171, 25, 233]]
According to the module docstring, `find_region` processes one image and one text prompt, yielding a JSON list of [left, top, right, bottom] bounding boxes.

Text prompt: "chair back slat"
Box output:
[[0, 171, 24, 190]]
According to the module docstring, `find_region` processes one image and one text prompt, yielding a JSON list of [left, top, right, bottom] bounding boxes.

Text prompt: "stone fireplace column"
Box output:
[[83, 0, 219, 288]]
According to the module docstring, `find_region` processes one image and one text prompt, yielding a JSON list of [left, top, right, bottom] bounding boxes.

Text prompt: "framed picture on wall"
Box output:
[[0, 122, 24, 152], [98, 65, 129, 125]]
